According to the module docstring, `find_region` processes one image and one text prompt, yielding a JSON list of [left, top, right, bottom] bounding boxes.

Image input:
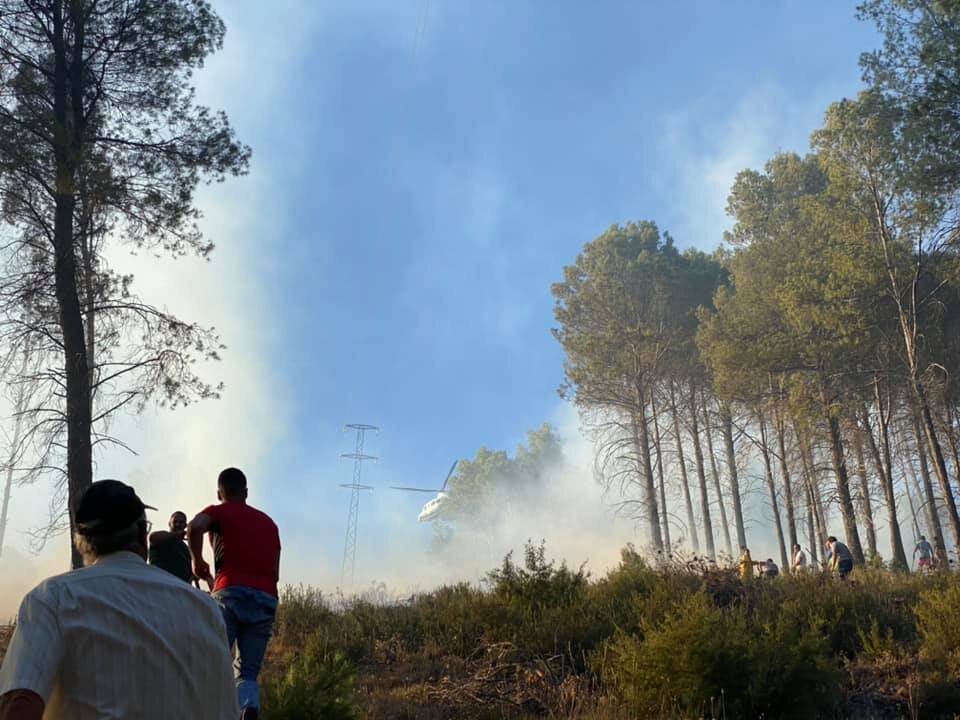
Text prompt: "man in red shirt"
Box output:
[[188, 468, 281, 720]]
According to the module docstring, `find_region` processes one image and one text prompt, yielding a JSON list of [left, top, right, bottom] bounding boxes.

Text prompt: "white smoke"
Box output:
[[275, 403, 642, 599]]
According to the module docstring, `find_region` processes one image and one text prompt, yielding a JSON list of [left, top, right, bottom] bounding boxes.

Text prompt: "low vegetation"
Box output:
[[254, 543, 960, 719], [0, 545, 958, 718]]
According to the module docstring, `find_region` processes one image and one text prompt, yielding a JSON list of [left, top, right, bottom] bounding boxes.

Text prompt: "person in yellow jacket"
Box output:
[[738, 546, 759, 580]]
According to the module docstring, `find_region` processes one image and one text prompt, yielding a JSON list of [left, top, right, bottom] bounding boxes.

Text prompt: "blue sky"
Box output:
[[256, 1, 877, 451], [3, 2, 882, 596]]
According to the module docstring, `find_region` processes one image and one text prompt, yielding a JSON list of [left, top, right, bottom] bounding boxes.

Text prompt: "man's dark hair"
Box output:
[[218, 467, 247, 497], [827, 536, 837, 543]]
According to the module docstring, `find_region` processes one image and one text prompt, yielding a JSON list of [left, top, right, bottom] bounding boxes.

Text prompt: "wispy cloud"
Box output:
[[656, 81, 844, 249]]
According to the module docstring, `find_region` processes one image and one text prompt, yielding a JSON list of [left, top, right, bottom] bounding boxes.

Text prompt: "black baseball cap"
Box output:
[[75, 480, 157, 536]]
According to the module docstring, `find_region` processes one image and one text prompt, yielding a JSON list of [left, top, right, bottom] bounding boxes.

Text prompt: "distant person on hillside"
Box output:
[[826, 536, 853, 579], [148, 510, 194, 584], [189, 468, 281, 720], [761, 558, 779, 577], [914, 535, 934, 572], [0, 480, 237, 720], [791, 544, 808, 573], [738, 546, 758, 580]]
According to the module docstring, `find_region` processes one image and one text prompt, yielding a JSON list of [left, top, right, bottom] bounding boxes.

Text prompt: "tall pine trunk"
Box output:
[[701, 392, 732, 557], [914, 383, 960, 559], [805, 491, 819, 565], [53, 8, 94, 569], [669, 381, 699, 553], [950, 405, 960, 479], [909, 407, 948, 562], [721, 404, 748, 549], [688, 384, 715, 560], [758, 411, 788, 570], [939, 404, 960, 486], [873, 194, 960, 563], [849, 420, 878, 560], [820, 388, 865, 564], [797, 423, 827, 553], [902, 466, 923, 549], [862, 388, 908, 570], [634, 384, 663, 553], [774, 404, 798, 549], [650, 388, 671, 551]]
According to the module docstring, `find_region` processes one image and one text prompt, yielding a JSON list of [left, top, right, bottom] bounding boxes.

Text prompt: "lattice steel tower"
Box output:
[[340, 423, 378, 588]]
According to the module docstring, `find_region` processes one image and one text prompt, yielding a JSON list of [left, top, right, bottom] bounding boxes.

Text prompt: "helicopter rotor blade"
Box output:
[[389, 486, 439, 493], [441, 460, 458, 492]]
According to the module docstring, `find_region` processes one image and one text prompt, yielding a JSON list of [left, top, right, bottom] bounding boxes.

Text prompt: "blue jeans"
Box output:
[[837, 558, 853, 578], [214, 586, 278, 711]]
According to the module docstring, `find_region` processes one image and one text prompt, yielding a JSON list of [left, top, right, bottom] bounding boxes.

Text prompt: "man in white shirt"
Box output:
[[791, 543, 808, 573], [0, 480, 239, 720]]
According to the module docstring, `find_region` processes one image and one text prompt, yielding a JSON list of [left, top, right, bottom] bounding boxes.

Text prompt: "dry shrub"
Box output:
[[430, 641, 599, 718]]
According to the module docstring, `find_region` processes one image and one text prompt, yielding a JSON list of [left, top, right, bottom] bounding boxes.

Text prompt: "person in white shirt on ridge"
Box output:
[[791, 543, 808, 573]]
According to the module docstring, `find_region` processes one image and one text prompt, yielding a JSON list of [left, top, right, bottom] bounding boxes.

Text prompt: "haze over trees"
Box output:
[[547, 0, 960, 569], [426, 423, 563, 557], [0, 1, 248, 565]]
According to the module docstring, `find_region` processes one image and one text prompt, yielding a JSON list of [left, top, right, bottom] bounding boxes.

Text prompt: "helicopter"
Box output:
[[390, 460, 458, 522]]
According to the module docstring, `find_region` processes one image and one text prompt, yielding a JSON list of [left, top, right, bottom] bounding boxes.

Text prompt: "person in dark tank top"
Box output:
[[148, 511, 193, 583]]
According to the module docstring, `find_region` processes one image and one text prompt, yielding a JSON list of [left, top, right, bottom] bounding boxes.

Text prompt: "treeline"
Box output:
[[551, 1, 960, 570]]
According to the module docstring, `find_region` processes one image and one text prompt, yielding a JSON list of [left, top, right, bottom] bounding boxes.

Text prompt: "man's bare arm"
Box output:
[[187, 512, 214, 587], [0, 689, 44, 720]]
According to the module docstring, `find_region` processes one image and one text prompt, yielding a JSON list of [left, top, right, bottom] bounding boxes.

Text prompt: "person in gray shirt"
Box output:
[[826, 536, 853, 579], [913, 535, 934, 571]]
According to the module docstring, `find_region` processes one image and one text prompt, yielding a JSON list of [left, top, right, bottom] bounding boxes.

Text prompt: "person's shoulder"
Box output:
[[20, 564, 104, 609], [155, 581, 223, 624], [19, 574, 66, 611], [248, 504, 278, 527], [149, 530, 177, 547]]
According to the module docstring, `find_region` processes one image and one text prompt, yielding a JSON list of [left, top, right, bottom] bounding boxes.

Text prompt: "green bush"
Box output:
[[746, 568, 924, 658], [744, 601, 842, 717], [600, 592, 841, 719], [486, 540, 589, 617], [601, 593, 751, 718], [916, 575, 960, 677], [261, 640, 356, 720]]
